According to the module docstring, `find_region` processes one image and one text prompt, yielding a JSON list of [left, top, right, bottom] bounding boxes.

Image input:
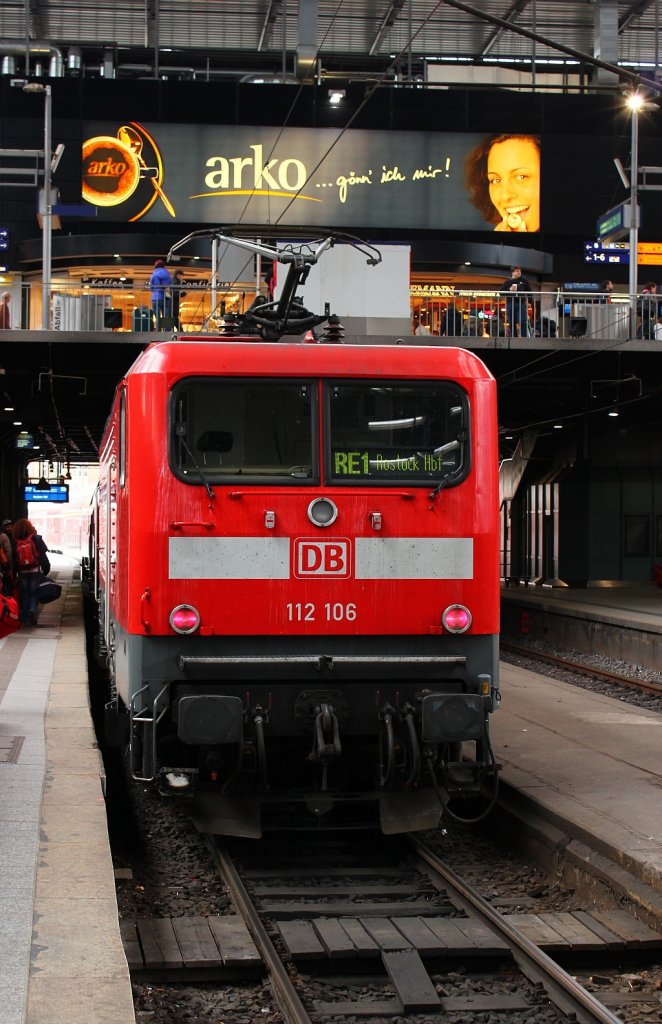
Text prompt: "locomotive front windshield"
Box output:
[[171, 379, 318, 482], [170, 377, 469, 486], [326, 380, 469, 485]]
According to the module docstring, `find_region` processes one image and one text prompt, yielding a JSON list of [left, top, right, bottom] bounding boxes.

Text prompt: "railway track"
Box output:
[[122, 831, 662, 1023], [501, 639, 662, 697]]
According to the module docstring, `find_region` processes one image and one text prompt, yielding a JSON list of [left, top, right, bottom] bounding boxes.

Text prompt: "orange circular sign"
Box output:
[[82, 136, 140, 207]]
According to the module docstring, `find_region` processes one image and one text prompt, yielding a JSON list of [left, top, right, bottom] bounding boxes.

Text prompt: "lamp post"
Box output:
[[23, 83, 52, 330], [627, 91, 645, 338]]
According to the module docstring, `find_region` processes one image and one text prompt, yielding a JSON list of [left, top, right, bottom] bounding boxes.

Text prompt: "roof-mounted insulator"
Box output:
[[322, 315, 345, 344]]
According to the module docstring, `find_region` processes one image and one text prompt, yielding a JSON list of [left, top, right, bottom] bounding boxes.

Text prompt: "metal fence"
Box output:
[[1, 279, 253, 333], [1, 281, 659, 340], [413, 289, 649, 341]]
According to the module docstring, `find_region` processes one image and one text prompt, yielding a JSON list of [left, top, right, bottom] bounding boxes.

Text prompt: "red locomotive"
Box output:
[[95, 234, 500, 835]]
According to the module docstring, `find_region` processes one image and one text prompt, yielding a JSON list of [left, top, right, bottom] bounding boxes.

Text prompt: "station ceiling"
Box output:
[[2, 0, 661, 477], [2, 1, 661, 81]]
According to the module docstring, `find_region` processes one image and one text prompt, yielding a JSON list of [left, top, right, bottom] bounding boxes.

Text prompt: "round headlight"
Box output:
[[308, 497, 338, 527], [169, 604, 200, 634], [442, 604, 472, 634]]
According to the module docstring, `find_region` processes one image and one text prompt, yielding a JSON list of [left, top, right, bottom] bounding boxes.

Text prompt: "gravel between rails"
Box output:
[[105, 636, 662, 1024], [501, 633, 662, 712]]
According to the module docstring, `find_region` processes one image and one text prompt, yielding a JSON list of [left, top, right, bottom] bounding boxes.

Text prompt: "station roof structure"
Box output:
[[1, 1, 662, 478], [0, 1, 660, 84]]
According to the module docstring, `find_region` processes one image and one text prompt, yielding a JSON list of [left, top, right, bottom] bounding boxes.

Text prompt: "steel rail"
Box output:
[[206, 837, 313, 1024], [501, 640, 662, 696], [411, 835, 624, 1024]]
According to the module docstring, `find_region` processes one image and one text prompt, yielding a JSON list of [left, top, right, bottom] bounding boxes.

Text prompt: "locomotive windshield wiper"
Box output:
[[428, 472, 455, 500], [427, 439, 462, 499], [175, 424, 215, 504]]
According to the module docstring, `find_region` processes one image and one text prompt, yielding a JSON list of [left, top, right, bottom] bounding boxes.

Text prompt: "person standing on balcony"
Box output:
[[148, 260, 172, 328], [170, 269, 187, 331], [598, 280, 614, 303], [637, 282, 659, 339], [501, 265, 532, 337], [0, 292, 10, 329]]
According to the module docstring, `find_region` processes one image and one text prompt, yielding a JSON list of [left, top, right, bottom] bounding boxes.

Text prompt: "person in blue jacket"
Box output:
[[148, 259, 172, 327]]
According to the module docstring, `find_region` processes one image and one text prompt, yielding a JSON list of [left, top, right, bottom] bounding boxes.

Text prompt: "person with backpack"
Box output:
[[13, 518, 50, 626], [0, 519, 14, 597]]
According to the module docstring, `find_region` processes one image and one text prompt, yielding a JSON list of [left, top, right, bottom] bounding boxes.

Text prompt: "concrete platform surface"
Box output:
[[0, 559, 135, 1024], [494, 661, 662, 891], [502, 581, 662, 631]]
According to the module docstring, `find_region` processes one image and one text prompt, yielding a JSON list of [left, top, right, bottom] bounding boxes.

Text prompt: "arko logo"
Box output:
[[294, 538, 351, 578]]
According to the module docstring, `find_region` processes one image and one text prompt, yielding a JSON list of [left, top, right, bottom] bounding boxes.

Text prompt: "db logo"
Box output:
[[294, 538, 351, 578]]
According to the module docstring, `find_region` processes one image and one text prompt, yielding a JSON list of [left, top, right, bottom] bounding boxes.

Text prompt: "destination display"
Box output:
[[331, 448, 457, 480]]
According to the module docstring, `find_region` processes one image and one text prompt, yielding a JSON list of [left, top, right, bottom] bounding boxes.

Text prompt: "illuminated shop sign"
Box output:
[[82, 121, 541, 233], [81, 276, 135, 287], [410, 284, 457, 297]]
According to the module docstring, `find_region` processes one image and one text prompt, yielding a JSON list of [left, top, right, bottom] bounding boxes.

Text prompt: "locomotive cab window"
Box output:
[[170, 378, 318, 483], [326, 380, 470, 485]]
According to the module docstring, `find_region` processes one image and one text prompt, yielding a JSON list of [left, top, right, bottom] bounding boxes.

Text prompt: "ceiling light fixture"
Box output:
[[328, 89, 346, 106]]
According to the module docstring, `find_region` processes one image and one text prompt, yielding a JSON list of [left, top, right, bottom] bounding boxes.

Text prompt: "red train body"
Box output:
[[96, 337, 500, 835]]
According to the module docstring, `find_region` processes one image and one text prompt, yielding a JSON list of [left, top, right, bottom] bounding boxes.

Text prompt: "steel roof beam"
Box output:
[[480, 0, 531, 58], [257, 0, 282, 52], [369, 0, 406, 57], [619, 0, 655, 33], [442, 0, 655, 90]]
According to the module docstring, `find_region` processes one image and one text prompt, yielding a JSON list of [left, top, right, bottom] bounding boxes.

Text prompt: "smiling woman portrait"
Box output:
[[465, 134, 540, 232]]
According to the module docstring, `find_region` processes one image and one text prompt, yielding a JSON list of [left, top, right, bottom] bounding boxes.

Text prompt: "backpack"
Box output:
[[15, 536, 39, 571]]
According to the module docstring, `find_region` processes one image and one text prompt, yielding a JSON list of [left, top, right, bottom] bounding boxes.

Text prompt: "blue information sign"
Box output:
[[584, 241, 630, 265], [23, 484, 69, 503]]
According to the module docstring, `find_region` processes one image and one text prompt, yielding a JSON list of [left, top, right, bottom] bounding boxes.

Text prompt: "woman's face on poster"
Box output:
[[487, 137, 540, 232]]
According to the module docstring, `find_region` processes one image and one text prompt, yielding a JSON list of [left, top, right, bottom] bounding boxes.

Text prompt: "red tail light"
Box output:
[[169, 604, 200, 634], [442, 604, 472, 634]]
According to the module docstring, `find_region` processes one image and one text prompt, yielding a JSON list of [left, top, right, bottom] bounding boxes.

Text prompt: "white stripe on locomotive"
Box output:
[[168, 536, 473, 580]]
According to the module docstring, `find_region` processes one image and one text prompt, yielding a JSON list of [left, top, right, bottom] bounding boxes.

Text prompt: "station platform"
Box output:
[[493, 658, 662, 922], [4, 569, 662, 1024], [501, 581, 662, 673], [0, 559, 135, 1024]]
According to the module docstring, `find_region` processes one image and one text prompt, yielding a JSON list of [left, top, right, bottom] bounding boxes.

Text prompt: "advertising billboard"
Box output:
[[82, 122, 541, 233]]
